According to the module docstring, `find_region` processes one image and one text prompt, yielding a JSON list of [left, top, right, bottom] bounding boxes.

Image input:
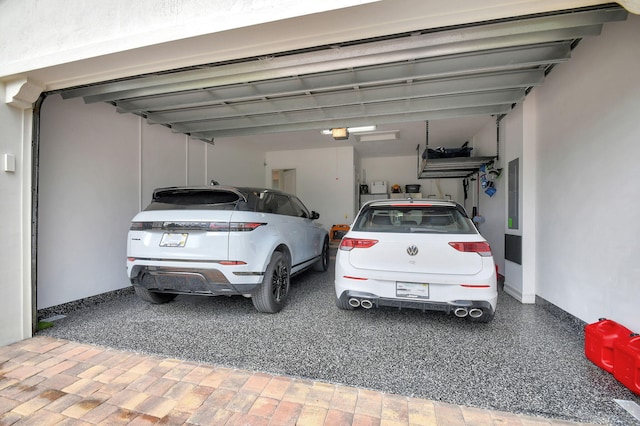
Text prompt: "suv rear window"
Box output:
[[352, 205, 477, 234], [146, 189, 244, 211]]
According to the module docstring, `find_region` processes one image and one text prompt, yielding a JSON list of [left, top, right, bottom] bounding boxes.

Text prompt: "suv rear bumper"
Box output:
[[132, 266, 261, 296]]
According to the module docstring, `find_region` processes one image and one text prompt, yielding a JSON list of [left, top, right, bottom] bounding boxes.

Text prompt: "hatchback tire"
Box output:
[[134, 286, 177, 304], [252, 251, 290, 313]]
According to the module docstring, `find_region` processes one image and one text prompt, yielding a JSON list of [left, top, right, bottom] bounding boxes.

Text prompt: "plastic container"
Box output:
[[370, 181, 387, 194], [584, 318, 632, 373], [613, 334, 640, 395], [405, 184, 421, 193]]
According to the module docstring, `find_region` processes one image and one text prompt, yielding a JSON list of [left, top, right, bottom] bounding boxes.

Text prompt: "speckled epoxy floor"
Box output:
[[37, 258, 640, 425]]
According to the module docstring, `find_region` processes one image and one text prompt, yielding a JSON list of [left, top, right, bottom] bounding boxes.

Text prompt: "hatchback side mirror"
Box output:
[[310, 211, 320, 220]]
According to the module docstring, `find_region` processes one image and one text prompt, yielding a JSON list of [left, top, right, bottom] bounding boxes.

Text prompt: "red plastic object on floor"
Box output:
[[613, 334, 640, 395], [584, 318, 632, 373]]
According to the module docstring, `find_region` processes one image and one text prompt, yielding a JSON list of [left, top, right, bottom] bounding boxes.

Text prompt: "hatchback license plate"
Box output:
[[160, 233, 188, 247], [396, 282, 429, 299]]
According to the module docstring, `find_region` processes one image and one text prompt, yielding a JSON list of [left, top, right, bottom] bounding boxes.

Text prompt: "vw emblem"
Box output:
[[407, 245, 419, 256]]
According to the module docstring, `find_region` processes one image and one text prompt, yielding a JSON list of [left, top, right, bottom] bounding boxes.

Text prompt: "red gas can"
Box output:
[[584, 319, 632, 373], [613, 334, 640, 395]]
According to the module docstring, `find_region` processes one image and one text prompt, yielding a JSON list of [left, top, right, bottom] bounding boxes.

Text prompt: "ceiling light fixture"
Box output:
[[356, 130, 400, 142]]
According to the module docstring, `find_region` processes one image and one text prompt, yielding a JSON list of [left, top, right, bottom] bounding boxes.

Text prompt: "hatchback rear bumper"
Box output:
[[338, 290, 495, 316]]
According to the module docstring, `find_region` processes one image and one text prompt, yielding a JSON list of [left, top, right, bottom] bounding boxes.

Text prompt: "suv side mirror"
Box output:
[[310, 211, 320, 220]]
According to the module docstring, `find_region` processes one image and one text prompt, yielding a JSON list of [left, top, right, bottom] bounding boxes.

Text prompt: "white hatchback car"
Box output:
[[127, 186, 329, 313], [334, 199, 497, 322]]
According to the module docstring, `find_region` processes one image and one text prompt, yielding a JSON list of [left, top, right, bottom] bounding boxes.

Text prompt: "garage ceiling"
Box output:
[[61, 5, 626, 154]]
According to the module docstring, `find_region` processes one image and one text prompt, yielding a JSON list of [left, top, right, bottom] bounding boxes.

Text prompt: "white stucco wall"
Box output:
[[206, 140, 265, 190], [37, 95, 266, 309], [533, 15, 640, 330], [38, 95, 143, 308], [0, 88, 33, 345], [265, 147, 355, 229], [0, 0, 381, 85]]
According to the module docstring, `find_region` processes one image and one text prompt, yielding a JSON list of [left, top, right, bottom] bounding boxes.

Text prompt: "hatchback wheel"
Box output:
[[134, 286, 177, 304], [252, 251, 290, 313]]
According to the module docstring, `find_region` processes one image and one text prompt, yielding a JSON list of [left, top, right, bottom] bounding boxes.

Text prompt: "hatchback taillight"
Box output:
[[339, 238, 378, 251], [448, 241, 492, 257]]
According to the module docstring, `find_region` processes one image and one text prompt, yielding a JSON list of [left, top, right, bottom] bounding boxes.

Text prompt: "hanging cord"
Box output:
[[417, 120, 430, 179], [496, 116, 501, 161], [425, 120, 429, 148]]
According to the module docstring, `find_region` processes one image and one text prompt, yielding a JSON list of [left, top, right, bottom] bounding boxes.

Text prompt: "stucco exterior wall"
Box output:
[[0, 89, 33, 345], [533, 15, 640, 331]]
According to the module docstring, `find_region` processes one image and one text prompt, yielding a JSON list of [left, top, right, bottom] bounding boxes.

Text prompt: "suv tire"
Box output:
[[312, 236, 330, 272], [252, 251, 290, 313], [134, 286, 177, 304]]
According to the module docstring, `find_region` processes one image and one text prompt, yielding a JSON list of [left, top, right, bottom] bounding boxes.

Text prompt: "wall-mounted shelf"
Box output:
[[418, 155, 496, 179], [416, 119, 499, 179]]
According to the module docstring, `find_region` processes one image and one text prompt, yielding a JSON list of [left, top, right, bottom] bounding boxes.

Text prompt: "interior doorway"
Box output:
[[272, 169, 296, 194]]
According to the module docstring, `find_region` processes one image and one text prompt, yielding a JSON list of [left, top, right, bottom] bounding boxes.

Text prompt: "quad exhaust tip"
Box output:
[[469, 308, 483, 318], [454, 307, 468, 317], [454, 307, 484, 318], [348, 298, 483, 316], [348, 298, 373, 309]]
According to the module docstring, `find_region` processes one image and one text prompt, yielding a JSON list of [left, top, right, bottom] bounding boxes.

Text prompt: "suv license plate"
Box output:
[[396, 282, 429, 299], [160, 233, 188, 247]]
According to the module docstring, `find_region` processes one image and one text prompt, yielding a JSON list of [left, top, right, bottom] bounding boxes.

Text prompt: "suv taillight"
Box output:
[[448, 241, 492, 257], [339, 238, 378, 251], [229, 222, 266, 232], [129, 221, 266, 231], [208, 222, 266, 232], [129, 222, 152, 230]]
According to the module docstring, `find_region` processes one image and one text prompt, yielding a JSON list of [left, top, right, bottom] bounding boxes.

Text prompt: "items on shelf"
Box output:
[[422, 141, 473, 159], [370, 181, 387, 194]]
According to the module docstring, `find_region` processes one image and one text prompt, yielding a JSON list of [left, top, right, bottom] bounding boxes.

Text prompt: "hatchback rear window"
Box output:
[[146, 189, 243, 211], [353, 205, 477, 234]]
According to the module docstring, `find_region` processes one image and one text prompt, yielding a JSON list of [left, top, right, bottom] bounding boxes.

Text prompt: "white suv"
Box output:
[[127, 186, 329, 313]]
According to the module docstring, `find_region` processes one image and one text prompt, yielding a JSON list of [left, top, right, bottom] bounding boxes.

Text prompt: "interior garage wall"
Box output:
[[361, 156, 461, 202], [205, 139, 265, 189], [38, 95, 140, 308], [265, 147, 355, 229], [471, 119, 506, 276], [533, 15, 640, 331], [37, 95, 265, 309]]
